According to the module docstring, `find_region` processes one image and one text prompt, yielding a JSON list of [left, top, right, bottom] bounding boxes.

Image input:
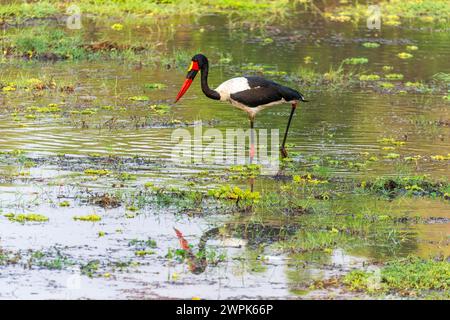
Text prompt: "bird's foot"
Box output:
[[280, 147, 288, 159]]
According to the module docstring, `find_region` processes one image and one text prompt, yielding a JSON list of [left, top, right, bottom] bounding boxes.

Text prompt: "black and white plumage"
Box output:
[[175, 54, 308, 159], [216, 76, 307, 120]]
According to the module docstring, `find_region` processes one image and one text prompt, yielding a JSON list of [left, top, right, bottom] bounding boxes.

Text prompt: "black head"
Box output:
[[184, 54, 208, 80], [175, 54, 208, 103], [191, 53, 208, 69]]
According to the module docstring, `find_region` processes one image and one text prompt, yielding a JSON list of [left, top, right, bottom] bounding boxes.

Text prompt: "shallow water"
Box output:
[[0, 12, 449, 299]]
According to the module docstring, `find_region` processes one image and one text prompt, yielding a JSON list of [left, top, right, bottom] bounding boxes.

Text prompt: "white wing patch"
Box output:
[[215, 77, 250, 101]]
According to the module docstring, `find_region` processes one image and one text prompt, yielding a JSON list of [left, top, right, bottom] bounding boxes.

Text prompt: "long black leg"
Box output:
[[281, 103, 297, 158], [249, 118, 255, 164]]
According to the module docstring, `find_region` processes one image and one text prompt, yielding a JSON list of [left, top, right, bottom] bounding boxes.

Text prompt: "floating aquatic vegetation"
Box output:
[[26, 104, 61, 114], [117, 172, 137, 181], [30, 249, 74, 270], [382, 66, 394, 72], [84, 169, 109, 176], [80, 260, 100, 277], [397, 52, 413, 59], [2, 85, 16, 92], [144, 182, 154, 189], [359, 74, 380, 81], [0, 149, 25, 157], [80, 108, 98, 115], [347, 161, 367, 170], [208, 185, 260, 207], [227, 164, 261, 179], [405, 184, 424, 192], [135, 250, 155, 256], [144, 83, 167, 90], [128, 238, 157, 249], [126, 205, 138, 212], [385, 73, 404, 80], [324, 13, 351, 22], [384, 153, 400, 159], [342, 57, 368, 65], [263, 70, 287, 76], [241, 63, 265, 72], [129, 96, 149, 101], [100, 105, 114, 111], [404, 81, 430, 92], [303, 56, 313, 64], [379, 82, 395, 89], [406, 45, 418, 51], [5, 213, 49, 223], [88, 153, 102, 157], [431, 154, 450, 161], [149, 104, 170, 114], [59, 201, 70, 207], [111, 23, 124, 31], [73, 214, 102, 222], [405, 81, 420, 88], [362, 42, 380, 48], [377, 138, 406, 146], [292, 174, 327, 185], [385, 14, 401, 26]]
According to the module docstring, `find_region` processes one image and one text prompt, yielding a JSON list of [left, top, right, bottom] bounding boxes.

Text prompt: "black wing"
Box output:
[[230, 76, 305, 108], [230, 86, 284, 108]]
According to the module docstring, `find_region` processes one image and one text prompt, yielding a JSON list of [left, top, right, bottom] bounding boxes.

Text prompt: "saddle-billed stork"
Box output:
[[175, 53, 308, 159]]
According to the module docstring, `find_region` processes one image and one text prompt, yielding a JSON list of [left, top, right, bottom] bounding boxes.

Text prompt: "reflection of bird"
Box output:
[[173, 228, 207, 274], [175, 54, 308, 160], [173, 223, 298, 275]]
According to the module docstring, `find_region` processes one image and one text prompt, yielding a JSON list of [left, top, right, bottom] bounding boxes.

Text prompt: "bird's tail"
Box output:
[[299, 93, 309, 102], [173, 227, 208, 274]]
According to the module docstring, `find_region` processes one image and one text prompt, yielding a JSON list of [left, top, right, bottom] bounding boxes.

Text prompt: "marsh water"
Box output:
[[0, 13, 449, 299]]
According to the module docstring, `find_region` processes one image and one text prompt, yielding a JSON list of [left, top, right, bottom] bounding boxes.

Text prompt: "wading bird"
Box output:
[[175, 54, 308, 160]]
